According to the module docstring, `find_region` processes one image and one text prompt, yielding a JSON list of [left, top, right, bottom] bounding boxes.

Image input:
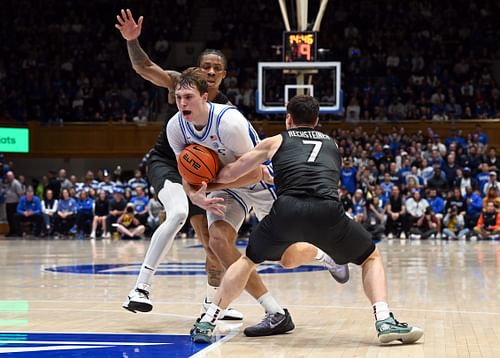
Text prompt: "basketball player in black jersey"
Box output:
[[116, 8, 242, 319], [191, 95, 423, 344]]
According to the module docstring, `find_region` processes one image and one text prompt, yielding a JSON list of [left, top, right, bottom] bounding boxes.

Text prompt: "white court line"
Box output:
[[3, 330, 195, 336], [190, 328, 239, 358], [12, 299, 500, 317], [22, 307, 194, 320]]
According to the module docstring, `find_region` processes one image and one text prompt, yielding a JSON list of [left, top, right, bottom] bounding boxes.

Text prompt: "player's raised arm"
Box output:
[[216, 135, 282, 184], [115, 8, 178, 89]]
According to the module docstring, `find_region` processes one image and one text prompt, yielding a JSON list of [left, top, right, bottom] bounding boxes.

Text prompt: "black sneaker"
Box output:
[[243, 308, 295, 337]]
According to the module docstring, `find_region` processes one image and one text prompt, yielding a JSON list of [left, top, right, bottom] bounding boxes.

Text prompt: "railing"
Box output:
[[2, 119, 499, 157]]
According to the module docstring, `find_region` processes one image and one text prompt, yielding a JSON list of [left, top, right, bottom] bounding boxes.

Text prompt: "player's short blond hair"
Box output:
[[176, 67, 208, 94]]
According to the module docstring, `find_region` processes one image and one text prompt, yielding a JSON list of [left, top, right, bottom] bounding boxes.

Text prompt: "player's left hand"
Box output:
[[190, 182, 226, 216]]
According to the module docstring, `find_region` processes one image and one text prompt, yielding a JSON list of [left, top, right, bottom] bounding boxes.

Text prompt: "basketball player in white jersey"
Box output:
[[168, 69, 349, 336], [116, 8, 242, 320]]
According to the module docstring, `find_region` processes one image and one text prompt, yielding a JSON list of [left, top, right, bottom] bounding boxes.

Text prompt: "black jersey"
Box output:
[[272, 127, 341, 200], [151, 91, 230, 159]]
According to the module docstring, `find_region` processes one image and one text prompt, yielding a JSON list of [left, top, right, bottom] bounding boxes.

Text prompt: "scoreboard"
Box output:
[[283, 31, 318, 62]]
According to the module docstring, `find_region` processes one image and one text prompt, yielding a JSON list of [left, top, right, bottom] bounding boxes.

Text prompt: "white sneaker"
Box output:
[[89, 232, 96, 239], [399, 232, 407, 239], [387, 233, 394, 240], [202, 298, 243, 320], [123, 284, 153, 313], [436, 233, 442, 240], [103, 232, 110, 238], [322, 254, 349, 284]]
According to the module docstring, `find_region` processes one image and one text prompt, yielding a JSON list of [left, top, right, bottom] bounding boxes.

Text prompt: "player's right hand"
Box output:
[[191, 182, 226, 216], [115, 8, 143, 41]]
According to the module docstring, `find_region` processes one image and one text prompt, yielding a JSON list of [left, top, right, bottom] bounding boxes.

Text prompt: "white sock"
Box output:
[[136, 264, 156, 289], [315, 248, 326, 261], [257, 292, 285, 315], [373, 301, 390, 321], [206, 284, 218, 303], [200, 302, 222, 324]]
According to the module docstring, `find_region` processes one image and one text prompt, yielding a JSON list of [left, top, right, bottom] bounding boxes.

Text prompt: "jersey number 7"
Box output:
[[302, 140, 323, 162]]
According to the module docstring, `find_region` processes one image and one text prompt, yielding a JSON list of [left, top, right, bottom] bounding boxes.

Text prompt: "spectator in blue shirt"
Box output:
[[76, 190, 94, 236], [397, 155, 412, 184], [476, 163, 491, 196], [473, 124, 488, 146], [379, 173, 394, 203], [15, 187, 43, 236], [130, 185, 149, 225], [465, 187, 483, 229], [54, 188, 78, 236], [445, 128, 466, 150], [340, 157, 357, 194], [371, 143, 384, 165], [428, 188, 445, 220]]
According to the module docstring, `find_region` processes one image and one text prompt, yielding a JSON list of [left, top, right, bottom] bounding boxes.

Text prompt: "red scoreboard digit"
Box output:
[[283, 31, 318, 62]]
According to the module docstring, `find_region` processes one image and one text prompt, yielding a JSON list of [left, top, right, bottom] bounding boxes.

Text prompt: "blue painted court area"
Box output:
[[45, 262, 326, 276], [0, 332, 212, 357]]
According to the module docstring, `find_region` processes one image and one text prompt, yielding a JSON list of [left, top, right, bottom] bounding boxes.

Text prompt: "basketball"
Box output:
[[177, 144, 221, 185]]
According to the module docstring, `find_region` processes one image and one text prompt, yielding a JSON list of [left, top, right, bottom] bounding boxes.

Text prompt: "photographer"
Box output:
[[411, 206, 441, 240], [473, 202, 500, 240], [115, 203, 145, 240], [442, 205, 470, 240]]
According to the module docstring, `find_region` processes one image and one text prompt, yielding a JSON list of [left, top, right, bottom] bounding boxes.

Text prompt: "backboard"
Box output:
[[256, 61, 342, 114]]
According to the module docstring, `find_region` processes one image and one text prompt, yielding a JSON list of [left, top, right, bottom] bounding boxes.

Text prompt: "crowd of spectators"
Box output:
[[1, 123, 499, 241], [0, 164, 165, 240], [1, 0, 499, 123], [0, 0, 191, 123], [333, 124, 499, 240]]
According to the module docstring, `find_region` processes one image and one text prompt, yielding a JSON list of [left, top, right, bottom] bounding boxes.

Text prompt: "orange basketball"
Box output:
[[178, 144, 221, 185]]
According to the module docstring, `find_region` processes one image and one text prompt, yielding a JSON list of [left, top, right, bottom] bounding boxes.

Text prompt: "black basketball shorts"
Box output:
[[147, 152, 205, 219], [246, 195, 375, 265]]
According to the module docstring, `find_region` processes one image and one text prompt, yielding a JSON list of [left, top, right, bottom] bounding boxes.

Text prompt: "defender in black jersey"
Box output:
[[117, 9, 243, 320], [191, 95, 423, 344]]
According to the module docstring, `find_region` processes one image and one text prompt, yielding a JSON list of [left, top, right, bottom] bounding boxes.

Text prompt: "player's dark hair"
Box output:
[[286, 95, 320, 125], [176, 67, 208, 94], [197, 49, 227, 69]]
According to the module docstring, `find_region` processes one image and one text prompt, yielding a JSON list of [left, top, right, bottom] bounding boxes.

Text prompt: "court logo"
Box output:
[[0, 332, 211, 356], [45, 262, 326, 276]]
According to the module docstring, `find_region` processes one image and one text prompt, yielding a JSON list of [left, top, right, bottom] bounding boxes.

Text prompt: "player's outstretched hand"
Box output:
[[115, 8, 143, 41], [191, 182, 226, 216]]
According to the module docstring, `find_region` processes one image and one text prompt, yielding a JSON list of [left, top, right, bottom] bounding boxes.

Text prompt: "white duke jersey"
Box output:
[[167, 102, 260, 164], [166, 102, 276, 229]]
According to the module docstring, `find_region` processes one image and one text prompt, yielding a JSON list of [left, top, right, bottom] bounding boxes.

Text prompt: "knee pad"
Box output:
[[158, 180, 189, 227]]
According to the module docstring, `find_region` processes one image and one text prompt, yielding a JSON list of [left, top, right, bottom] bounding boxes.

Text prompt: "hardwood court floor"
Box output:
[[1, 236, 499, 357]]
